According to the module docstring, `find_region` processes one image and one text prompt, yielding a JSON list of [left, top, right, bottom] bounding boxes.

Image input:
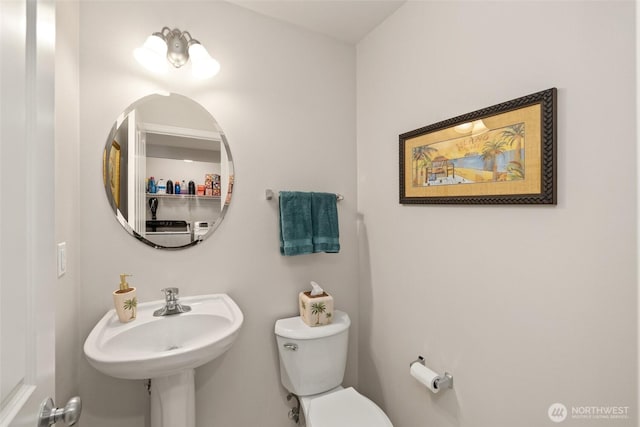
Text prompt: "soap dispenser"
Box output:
[[113, 274, 137, 323]]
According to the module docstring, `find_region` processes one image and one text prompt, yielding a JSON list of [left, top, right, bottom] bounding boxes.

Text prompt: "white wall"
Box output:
[[55, 0, 80, 403], [77, 2, 357, 427], [357, 2, 637, 426]]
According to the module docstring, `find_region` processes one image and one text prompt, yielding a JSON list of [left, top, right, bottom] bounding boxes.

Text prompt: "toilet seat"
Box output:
[[306, 387, 392, 427]]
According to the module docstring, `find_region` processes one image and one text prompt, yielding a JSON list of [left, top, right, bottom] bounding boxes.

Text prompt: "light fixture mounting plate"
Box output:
[[166, 29, 189, 68]]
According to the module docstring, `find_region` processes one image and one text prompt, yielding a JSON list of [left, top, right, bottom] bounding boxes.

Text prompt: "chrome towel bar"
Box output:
[[265, 189, 344, 201]]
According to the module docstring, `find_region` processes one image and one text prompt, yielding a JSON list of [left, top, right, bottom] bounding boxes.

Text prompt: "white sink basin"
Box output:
[[84, 293, 243, 380]]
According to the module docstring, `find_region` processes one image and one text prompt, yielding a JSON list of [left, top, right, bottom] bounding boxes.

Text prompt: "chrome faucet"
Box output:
[[153, 287, 191, 317]]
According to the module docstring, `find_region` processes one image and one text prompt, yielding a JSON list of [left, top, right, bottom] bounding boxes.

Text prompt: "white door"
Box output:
[[0, 0, 57, 426]]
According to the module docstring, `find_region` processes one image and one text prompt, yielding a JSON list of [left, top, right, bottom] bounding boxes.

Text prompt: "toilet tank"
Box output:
[[275, 311, 350, 396]]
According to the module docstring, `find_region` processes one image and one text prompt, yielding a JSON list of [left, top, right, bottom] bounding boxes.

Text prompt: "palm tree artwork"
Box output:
[[412, 145, 438, 185], [311, 302, 327, 325], [500, 123, 525, 163], [499, 123, 526, 180], [123, 297, 138, 320], [481, 140, 508, 181], [506, 161, 524, 180]]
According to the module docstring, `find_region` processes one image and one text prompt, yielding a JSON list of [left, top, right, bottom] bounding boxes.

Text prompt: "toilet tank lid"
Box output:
[[275, 310, 350, 339]]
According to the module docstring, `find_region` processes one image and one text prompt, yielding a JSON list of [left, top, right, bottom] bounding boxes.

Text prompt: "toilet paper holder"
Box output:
[[410, 356, 453, 390]]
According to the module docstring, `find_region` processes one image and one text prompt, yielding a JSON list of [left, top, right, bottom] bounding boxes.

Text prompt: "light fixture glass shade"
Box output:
[[134, 34, 169, 74], [188, 43, 220, 79]]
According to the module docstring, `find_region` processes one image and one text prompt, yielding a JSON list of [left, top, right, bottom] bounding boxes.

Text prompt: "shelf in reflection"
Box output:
[[146, 193, 220, 200]]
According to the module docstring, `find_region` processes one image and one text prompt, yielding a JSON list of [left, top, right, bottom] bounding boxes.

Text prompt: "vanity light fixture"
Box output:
[[134, 27, 220, 79]]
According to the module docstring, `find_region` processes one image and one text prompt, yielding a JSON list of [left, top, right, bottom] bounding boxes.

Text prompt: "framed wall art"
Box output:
[[108, 140, 121, 208], [399, 88, 556, 204]]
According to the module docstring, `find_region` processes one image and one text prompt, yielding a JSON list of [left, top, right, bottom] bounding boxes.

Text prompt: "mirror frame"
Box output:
[[103, 93, 234, 250]]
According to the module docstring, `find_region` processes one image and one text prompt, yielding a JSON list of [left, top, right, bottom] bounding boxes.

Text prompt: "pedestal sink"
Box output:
[[84, 293, 243, 427]]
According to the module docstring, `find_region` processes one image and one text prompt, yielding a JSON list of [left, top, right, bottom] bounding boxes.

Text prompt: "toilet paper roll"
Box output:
[[410, 362, 441, 394]]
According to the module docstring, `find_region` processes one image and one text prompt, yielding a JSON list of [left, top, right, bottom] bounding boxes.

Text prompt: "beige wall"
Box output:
[[76, 2, 357, 426], [55, 0, 81, 404], [59, 1, 638, 426], [356, 1, 637, 426]]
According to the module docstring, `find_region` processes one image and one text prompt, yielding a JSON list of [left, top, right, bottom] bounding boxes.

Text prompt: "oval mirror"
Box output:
[[103, 93, 234, 249]]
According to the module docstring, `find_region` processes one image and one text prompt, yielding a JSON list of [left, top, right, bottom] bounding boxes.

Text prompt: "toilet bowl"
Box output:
[[301, 386, 391, 427], [274, 311, 392, 427]]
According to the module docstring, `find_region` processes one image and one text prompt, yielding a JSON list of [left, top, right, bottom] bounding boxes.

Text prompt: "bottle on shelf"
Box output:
[[166, 180, 174, 195], [174, 179, 181, 195], [157, 178, 166, 194], [149, 176, 157, 194]]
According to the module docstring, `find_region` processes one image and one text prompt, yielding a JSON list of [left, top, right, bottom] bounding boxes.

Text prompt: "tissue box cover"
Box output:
[[299, 291, 334, 327]]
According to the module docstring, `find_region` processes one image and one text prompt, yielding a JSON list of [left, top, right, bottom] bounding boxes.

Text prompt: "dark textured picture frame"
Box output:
[[399, 88, 557, 204]]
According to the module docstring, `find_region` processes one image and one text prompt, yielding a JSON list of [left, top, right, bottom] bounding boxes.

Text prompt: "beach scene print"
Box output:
[[412, 122, 525, 187]]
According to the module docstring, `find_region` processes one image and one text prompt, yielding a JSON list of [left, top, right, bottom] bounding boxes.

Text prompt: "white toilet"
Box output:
[[275, 310, 393, 427]]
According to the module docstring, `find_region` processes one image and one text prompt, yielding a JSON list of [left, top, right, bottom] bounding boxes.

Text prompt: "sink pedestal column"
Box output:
[[150, 369, 195, 427]]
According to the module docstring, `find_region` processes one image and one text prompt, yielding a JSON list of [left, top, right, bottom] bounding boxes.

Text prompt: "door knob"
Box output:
[[37, 396, 82, 426]]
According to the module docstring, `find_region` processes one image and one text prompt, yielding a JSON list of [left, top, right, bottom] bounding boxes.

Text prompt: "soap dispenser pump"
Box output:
[[113, 274, 137, 323]]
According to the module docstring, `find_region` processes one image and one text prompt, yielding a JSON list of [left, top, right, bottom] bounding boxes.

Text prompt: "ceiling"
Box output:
[[226, 0, 406, 44]]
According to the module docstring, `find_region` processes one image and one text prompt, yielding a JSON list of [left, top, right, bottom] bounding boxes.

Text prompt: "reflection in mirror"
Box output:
[[103, 93, 234, 249]]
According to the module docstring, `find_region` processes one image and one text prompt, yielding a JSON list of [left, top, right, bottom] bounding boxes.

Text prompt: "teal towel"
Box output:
[[311, 192, 340, 253], [279, 191, 340, 256], [279, 191, 313, 256]]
